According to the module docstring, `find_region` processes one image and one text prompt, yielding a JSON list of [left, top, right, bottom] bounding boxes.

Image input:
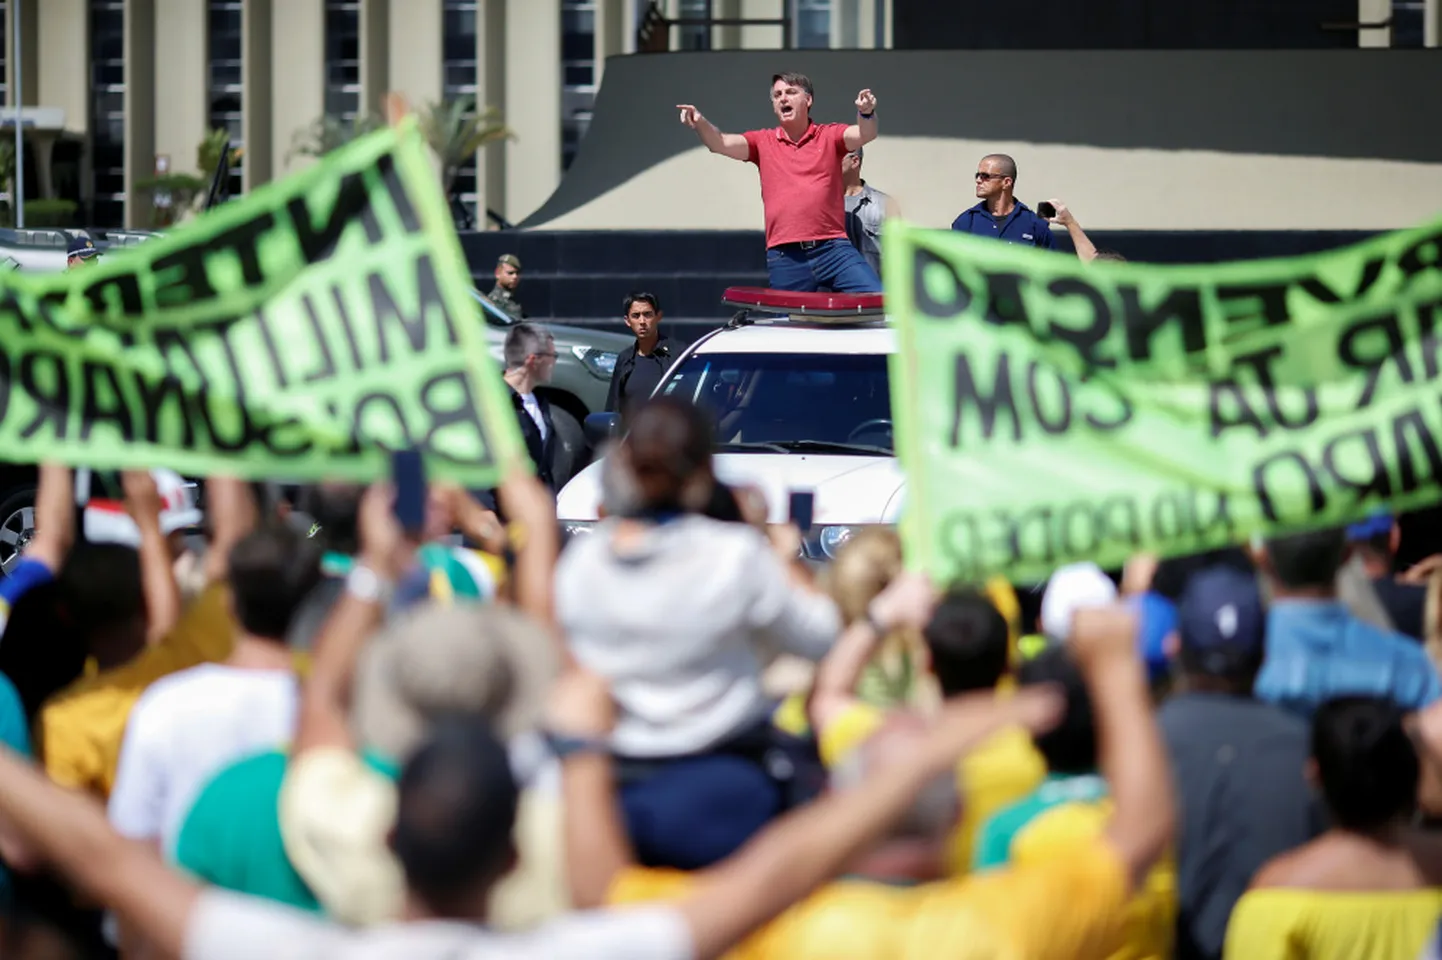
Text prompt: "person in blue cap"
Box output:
[[66, 236, 101, 270], [1158, 566, 1323, 960]]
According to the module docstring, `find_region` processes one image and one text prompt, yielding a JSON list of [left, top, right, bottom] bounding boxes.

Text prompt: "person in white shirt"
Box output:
[[556, 397, 842, 867]]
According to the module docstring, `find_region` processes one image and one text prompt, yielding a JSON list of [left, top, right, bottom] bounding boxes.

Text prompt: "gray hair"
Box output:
[[502, 322, 553, 370], [830, 731, 960, 840]]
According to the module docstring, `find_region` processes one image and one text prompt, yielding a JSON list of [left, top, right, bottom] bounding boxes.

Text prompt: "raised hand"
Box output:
[[676, 104, 705, 128], [1045, 198, 1077, 226], [855, 89, 877, 115]]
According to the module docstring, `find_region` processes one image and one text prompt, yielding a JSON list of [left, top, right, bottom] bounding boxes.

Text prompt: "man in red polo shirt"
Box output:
[[677, 72, 881, 294]]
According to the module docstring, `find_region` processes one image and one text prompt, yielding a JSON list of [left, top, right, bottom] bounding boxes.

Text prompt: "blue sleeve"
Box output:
[[0, 558, 55, 606], [1035, 214, 1055, 249], [950, 212, 968, 232]]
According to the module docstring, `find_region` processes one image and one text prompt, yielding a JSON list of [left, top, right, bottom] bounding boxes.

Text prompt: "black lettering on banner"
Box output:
[[1397, 226, 1442, 285], [1338, 312, 1412, 410], [155, 331, 253, 453], [253, 307, 290, 389], [1252, 449, 1326, 523], [0, 290, 34, 334], [153, 213, 276, 308], [1209, 379, 1268, 438], [34, 291, 89, 338], [1216, 283, 1292, 329], [81, 272, 145, 318], [950, 352, 1021, 447], [352, 391, 414, 451], [79, 360, 136, 442], [1045, 278, 1113, 368], [1025, 361, 1072, 435], [1118, 287, 1206, 362], [1393, 407, 1442, 494], [133, 374, 197, 448], [1009, 505, 1055, 568], [418, 370, 492, 466], [911, 248, 973, 319], [1081, 375, 1133, 432], [287, 170, 383, 265], [299, 293, 339, 384], [981, 272, 1030, 329], [375, 152, 422, 232], [18, 351, 71, 440], [1100, 495, 1142, 548], [330, 286, 365, 370], [253, 415, 314, 458], [1058, 501, 1098, 558], [1298, 257, 1385, 304], [1232, 345, 1318, 430], [1320, 425, 1393, 504], [937, 512, 989, 582], [368, 257, 457, 363], [209, 214, 277, 289], [192, 315, 250, 402], [1417, 299, 1442, 382], [324, 399, 365, 455]]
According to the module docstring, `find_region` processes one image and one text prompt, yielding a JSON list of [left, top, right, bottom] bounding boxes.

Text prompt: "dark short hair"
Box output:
[[771, 72, 814, 98], [1312, 697, 1418, 831], [59, 543, 145, 640], [296, 483, 363, 556], [923, 589, 1010, 695], [502, 322, 552, 370], [1265, 527, 1348, 589], [1018, 646, 1096, 775], [391, 718, 519, 906], [621, 396, 715, 512], [1092, 251, 1128, 263], [227, 524, 324, 641], [623, 292, 662, 317]]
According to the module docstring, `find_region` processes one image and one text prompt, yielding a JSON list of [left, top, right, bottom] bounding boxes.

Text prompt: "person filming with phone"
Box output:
[[950, 154, 1054, 249]]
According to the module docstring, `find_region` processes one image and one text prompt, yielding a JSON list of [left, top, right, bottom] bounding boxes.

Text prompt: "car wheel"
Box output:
[[549, 407, 591, 490], [0, 485, 38, 578]]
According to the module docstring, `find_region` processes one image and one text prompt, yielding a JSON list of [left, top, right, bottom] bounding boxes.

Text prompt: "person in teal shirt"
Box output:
[[0, 673, 31, 906], [173, 748, 399, 912]]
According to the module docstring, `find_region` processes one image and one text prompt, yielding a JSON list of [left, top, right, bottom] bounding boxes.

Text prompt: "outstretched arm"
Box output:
[[1046, 200, 1099, 262], [843, 89, 878, 152], [677, 104, 751, 161]]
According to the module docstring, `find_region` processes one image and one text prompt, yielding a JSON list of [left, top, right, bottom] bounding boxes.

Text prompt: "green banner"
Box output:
[[883, 217, 1442, 584], [0, 120, 524, 486]]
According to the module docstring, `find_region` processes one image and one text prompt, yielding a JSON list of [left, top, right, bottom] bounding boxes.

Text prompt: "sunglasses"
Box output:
[[975, 172, 1010, 182]]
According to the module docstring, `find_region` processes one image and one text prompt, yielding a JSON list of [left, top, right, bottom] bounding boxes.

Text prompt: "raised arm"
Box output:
[[200, 477, 258, 585], [843, 89, 878, 152], [123, 471, 183, 645], [1046, 200, 1099, 262], [677, 105, 751, 162], [22, 463, 75, 574]]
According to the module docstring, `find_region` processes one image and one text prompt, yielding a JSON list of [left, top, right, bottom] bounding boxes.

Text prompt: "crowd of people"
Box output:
[[0, 392, 1441, 959]]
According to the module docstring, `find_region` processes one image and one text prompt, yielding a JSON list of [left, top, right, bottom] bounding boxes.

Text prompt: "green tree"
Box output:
[[197, 127, 244, 184], [415, 96, 513, 199], [286, 112, 386, 164]]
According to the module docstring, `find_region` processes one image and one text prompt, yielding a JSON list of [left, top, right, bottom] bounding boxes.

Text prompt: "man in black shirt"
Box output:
[[605, 293, 673, 416]]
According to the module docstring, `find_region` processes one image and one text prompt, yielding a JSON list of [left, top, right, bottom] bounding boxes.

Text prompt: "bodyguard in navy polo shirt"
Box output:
[[950, 153, 1053, 249]]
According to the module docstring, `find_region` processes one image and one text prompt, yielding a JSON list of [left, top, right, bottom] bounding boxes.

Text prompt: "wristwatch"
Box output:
[[544, 731, 610, 760], [346, 564, 394, 605], [859, 110, 876, 119]]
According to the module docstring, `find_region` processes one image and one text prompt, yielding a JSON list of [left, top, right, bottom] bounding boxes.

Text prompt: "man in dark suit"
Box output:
[[501, 322, 559, 490]]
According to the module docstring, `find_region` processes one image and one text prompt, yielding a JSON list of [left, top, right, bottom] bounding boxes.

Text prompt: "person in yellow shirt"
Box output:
[[36, 476, 256, 799], [805, 577, 1047, 873], [566, 596, 1175, 960], [1225, 696, 1442, 960]]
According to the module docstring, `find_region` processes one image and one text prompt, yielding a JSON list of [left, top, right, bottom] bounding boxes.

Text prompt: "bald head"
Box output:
[[830, 712, 960, 841], [981, 153, 1018, 181]]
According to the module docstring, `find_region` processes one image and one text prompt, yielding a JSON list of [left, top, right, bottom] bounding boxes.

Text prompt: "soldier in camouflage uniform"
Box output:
[[486, 253, 525, 322]]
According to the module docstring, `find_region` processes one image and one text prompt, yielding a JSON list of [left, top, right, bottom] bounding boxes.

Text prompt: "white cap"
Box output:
[[83, 469, 204, 546], [1039, 562, 1118, 642]]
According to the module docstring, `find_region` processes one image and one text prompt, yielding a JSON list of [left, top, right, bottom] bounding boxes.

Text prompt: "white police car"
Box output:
[[556, 288, 903, 561]]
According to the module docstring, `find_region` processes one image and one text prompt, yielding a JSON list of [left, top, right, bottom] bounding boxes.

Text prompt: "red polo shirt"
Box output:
[[743, 121, 850, 249]]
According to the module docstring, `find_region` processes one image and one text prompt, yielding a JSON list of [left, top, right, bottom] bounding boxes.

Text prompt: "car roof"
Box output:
[[692, 319, 895, 355]]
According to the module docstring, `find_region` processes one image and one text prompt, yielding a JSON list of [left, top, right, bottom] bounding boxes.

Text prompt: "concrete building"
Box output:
[[0, 0, 892, 229]]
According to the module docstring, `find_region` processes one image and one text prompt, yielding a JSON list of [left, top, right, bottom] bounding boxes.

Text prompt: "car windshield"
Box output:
[[660, 351, 893, 454]]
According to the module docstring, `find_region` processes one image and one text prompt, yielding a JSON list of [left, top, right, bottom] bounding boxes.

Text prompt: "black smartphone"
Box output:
[[1036, 201, 1057, 220], [391, 449, 427, 537], [788, 490, 815, 532]]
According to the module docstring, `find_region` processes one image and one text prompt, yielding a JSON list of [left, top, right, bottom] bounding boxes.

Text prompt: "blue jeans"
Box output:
[[766, 238, 882, 293]]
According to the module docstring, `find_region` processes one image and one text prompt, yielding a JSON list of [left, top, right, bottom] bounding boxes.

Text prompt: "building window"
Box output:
[[0, 0, 9, 108], [208, 0, 243, 198], [677, 0, 711, 50], [561, 0, 596, 170], [442, 0, 479, 225], [797, 0, 831, 48], [324, 0, 361, 123], [91, 0, 127, 227]]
